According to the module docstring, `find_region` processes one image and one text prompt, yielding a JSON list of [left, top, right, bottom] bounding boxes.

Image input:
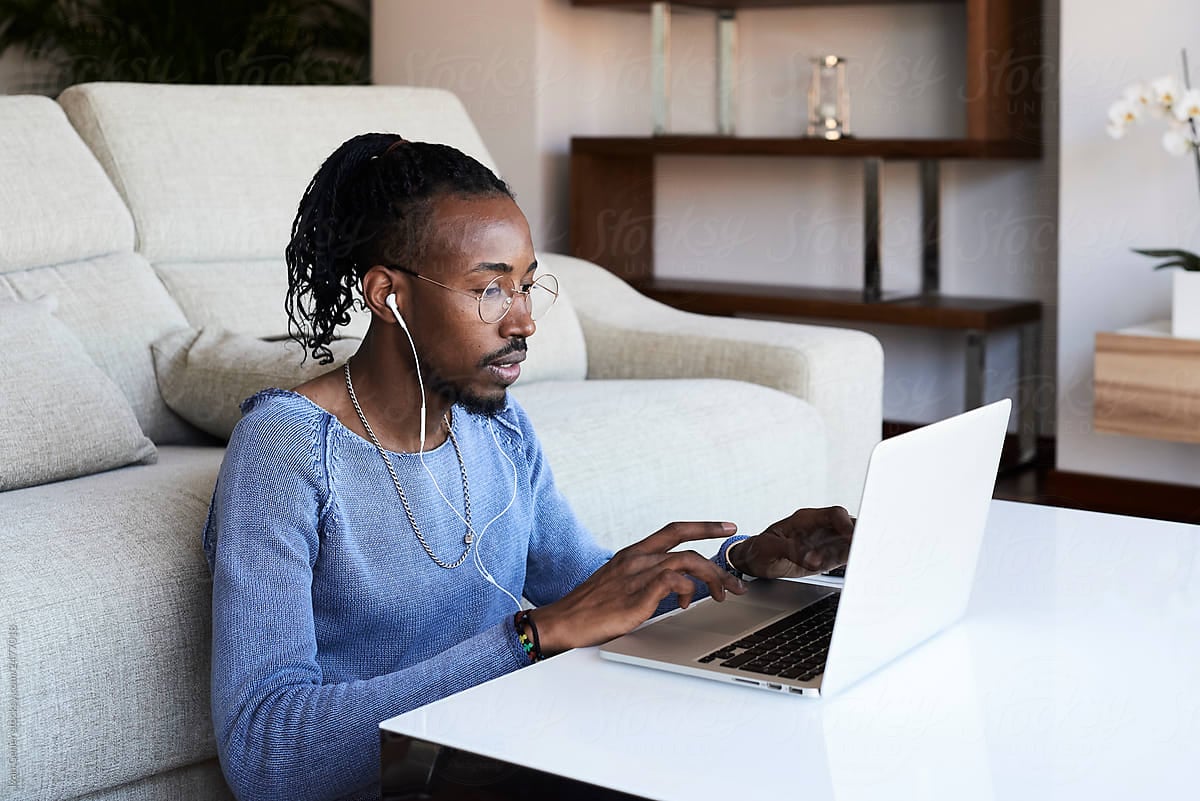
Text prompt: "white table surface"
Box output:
[[381, 501, 1200, 800]]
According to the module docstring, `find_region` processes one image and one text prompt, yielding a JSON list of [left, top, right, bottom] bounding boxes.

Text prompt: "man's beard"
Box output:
[[423, 365, 507, 416], [420, 338, 527, 417]]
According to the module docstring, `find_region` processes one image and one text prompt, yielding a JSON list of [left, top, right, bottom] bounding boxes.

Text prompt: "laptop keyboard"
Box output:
[[696, 593, 839, 682]]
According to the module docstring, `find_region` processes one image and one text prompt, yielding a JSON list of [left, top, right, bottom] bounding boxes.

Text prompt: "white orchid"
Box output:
[[1174, 88, 1200, 122], [1109, 98, 1140, 125], [1163, 124, 1193, 155], [1124, 82, 1153, 107], [1107, 98, 1139, 138], [1108, 63, 1199, 157], [1153, 74, 1183, 109], [1125, 82, 1163, 118]]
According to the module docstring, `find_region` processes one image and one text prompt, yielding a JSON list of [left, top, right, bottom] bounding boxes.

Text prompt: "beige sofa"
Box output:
[[0, 83, 882, 801]]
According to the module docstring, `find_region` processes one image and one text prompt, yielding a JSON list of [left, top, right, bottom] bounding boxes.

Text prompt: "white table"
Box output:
[[380, 501, 1200, 800]]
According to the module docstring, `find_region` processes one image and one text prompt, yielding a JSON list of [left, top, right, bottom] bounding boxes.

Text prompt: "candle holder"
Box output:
[[806, 55, 851, 140]]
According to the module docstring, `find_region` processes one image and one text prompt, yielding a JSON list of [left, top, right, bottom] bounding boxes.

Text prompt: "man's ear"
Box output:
[[361, 265, 407, 324]]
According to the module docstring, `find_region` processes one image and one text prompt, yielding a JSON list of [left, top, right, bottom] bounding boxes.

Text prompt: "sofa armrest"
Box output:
[[540, 254, 883, 512]]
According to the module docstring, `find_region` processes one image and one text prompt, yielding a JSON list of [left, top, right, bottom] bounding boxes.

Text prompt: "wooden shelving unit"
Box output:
[[566, 0, 1045, 465]]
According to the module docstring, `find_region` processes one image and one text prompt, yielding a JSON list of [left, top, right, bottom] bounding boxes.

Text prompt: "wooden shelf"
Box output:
[[573, 136, 1041, 160], [1094, 322, 1200, 445], [641, 279, 1042, 331], [572, 0, 1042, 146]]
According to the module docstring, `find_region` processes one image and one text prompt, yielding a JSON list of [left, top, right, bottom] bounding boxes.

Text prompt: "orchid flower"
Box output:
[[1163, 123, 1194, 156], [1153, 75, 1183, 110], [1174, 88, 1200, 122], [1107, 98, 1138, 138], [1113, 51, 1200, 272]]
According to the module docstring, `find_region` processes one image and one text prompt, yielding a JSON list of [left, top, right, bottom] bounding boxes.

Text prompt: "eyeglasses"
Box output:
[[386, 265, 559, 324]]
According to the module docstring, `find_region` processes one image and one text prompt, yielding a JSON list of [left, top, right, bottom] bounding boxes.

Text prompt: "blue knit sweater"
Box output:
[[204, 388, 743, 801]]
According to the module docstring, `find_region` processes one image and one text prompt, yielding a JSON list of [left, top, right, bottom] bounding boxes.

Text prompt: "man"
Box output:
[[204, 134, 853, 801]]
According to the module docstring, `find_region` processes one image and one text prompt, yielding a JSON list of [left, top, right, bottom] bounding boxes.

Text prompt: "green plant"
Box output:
[[1131, 248, 1200, 272], [0, 0, 369, 94]]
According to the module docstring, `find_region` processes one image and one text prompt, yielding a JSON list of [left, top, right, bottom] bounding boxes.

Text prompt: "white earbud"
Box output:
[[384, 291, 424, 450], [384, 292, 408, 332]]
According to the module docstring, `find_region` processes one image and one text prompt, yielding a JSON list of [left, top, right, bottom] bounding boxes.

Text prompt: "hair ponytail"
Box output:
[[285, 133, 399, 364]]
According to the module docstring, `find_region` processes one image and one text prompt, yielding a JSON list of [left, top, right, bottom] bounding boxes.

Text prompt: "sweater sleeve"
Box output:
[[204, 401, 531, 801]]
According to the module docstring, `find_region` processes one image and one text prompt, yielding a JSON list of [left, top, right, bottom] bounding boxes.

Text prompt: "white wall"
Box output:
[[1058, 0, 1200, 485], [373, 0, 547, 248], [375, 0, 1059, 429]]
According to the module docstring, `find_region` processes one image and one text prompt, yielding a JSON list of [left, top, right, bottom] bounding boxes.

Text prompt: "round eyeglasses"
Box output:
[[387, 265, 559, 324]]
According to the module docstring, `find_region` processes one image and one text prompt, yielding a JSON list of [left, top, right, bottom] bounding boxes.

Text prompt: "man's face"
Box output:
[[401, 193, 538, 416]]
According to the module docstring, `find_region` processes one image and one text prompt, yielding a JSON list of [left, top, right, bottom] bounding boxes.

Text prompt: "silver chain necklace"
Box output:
[[344, 361, 474, 569]]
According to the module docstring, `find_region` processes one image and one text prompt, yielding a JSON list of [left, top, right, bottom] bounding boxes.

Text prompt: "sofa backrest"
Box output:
[[0, 95, 199, 444], [57, 83, 587, 383]]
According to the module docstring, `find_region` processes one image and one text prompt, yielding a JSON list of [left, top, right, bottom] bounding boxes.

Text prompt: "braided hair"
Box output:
[[285, 133, 514, 364]]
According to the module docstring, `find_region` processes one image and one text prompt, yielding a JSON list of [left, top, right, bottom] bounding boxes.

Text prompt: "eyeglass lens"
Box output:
[[479, 274, 558, 323]]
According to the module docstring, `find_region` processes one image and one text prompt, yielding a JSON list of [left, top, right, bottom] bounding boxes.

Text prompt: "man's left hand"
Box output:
[[728, 506, 855, 579]]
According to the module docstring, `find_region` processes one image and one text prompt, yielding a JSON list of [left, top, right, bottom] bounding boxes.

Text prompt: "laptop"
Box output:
[[599, 399, 1011, 698]]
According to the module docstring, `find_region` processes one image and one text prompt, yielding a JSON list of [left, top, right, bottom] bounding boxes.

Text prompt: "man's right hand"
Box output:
[[530, 521, 748, 656]]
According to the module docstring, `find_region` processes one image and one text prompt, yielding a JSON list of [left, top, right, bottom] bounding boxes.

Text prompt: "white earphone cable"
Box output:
[[386, 294, 522, 612]]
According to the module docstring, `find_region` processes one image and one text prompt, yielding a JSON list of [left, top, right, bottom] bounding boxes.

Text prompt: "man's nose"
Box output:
[[498, 292, 536, 338]]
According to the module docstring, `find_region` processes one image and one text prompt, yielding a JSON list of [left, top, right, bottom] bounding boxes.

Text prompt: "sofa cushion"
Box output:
[[0, 95, 134, 272], [0, 93, 200, 444], [152, 328, 361, 440], [510, 378, 828, 556], [153, 259, 372, 341], [58, 83, 499, 263], [0, 446, 225, 801], [0, 253, 200, 445], [0, 295, 157, 491]]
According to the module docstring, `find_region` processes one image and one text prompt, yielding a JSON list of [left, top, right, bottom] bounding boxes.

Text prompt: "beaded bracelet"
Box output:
[[513, 610, 544, 662]]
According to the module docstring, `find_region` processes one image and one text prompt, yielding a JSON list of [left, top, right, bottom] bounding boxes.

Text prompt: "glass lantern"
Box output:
[[806, 55, 851, 140]]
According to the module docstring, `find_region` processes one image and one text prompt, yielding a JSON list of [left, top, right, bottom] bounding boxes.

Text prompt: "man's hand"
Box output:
[[727, 506, 855, 580], [532, 521, 749, 655]]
